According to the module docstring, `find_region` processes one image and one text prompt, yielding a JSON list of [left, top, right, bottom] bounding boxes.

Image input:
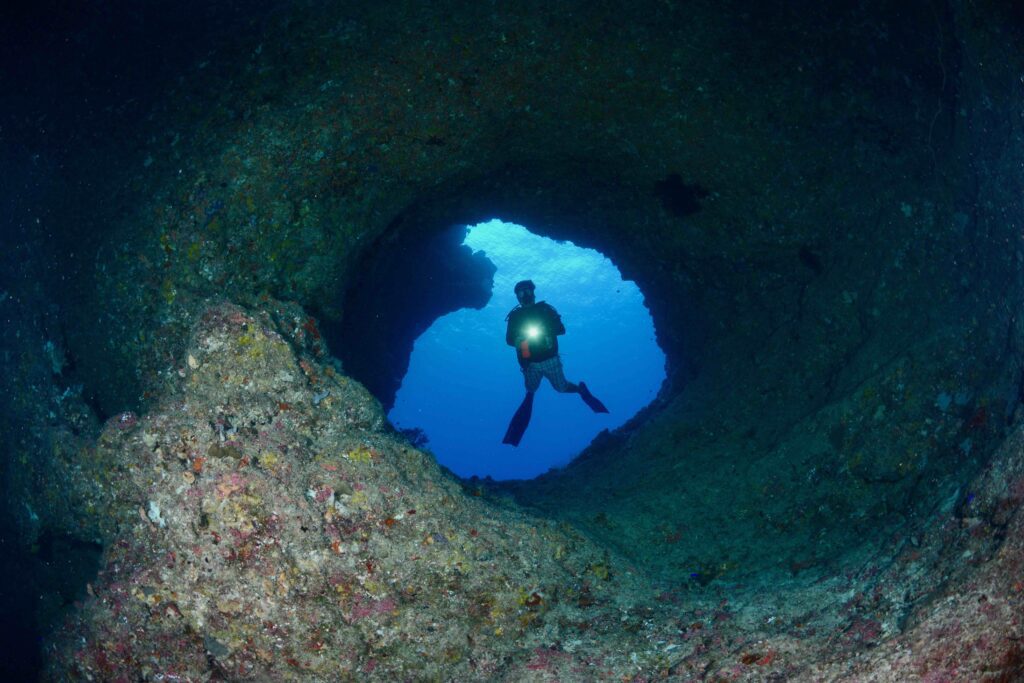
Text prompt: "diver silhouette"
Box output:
[[502, 279, 608, 446]]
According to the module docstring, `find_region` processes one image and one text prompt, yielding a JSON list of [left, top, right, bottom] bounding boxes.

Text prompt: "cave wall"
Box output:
[[327, 223, 496, 411], [47, 0, 1024, 585], [64, 0, 949, 411], [6, 0, 1024, 679], [503, 1, 1024, 579]]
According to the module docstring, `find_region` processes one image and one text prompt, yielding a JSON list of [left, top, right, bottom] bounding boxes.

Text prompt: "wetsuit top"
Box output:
[[505, 301, 566, 363]]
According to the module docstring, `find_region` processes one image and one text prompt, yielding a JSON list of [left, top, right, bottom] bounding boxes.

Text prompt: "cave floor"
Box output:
[[40, 301, 1024, 681]]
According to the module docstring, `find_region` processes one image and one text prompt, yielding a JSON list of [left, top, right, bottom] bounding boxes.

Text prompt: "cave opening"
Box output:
[[333, 218, 666, 480], [392, 219, 666, 480]]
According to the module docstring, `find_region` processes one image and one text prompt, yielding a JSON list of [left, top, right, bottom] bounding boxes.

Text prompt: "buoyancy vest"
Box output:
[[505, 302, 565, 364]]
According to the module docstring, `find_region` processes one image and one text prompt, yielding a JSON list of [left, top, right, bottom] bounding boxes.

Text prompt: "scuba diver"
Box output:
[[502, 279, 608, 446]]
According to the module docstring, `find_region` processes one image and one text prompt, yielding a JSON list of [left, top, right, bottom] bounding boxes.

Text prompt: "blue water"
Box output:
[[389, 220, 666, 480]]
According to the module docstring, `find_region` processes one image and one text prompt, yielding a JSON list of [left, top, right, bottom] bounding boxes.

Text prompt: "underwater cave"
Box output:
[[333, 217, 666, 480], [4, 0, 1024, 679]]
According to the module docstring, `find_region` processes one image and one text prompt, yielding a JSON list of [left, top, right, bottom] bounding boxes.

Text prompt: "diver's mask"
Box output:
[[516, 289, 536, 305], [514, 279, 536, 305]]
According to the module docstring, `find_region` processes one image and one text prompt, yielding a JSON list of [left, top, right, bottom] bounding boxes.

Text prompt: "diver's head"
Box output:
[[514, 280, 536, 305]]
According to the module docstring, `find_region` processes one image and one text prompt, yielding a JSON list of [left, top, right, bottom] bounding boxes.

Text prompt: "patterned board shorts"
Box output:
[[523, 355, 575, 393]]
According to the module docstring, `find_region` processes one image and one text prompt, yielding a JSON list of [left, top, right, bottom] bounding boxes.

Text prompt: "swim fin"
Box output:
[[578, 381, 609, 413], [502, 392, 535, 446]]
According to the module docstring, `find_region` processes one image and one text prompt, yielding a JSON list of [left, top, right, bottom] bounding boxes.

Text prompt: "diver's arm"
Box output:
[[546, 305, 566, 336]]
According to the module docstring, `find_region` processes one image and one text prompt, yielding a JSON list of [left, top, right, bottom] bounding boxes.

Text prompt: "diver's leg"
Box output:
[[503, 390, 535, 446], [544, 357, 609, 413], [543, 357, 579, 393], [504, 364, 539, 446], [523, 362, 542, 393], [577, 381, 609, 413]]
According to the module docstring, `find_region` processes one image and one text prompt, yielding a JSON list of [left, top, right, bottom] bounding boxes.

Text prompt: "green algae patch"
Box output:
[[207, 443, 243, 460], [256, 450, 281, 471], [345, 446, 378, 465]]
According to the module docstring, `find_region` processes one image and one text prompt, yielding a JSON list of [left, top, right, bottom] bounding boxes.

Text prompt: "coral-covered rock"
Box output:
[[43, 301, 1024, 680], [44, 302, 677, 680]]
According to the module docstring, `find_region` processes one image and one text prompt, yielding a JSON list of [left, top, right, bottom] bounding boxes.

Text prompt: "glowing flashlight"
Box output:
[[525, 325, 541, 340]]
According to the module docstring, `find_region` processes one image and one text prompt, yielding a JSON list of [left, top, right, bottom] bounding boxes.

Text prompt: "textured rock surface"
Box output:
[[43, 0, 1021, 586], [43, 302, 700, 680], [5, 0, 1024, 679], [43, 302, 1024, 680]]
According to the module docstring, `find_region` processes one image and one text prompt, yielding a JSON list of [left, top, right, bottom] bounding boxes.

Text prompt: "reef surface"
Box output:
[[3, 0, 1024, 679], [39, 301, 1024, 680]]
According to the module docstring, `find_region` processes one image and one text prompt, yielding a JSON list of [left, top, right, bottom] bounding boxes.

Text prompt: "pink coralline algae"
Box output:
[[843, 616, 883, 645], [348, 596, 397, 622], [526, 647, 573, 671]]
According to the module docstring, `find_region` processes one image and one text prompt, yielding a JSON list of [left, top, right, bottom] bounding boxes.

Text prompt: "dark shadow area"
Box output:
[[0, 0, 284, 420], [326, 222, 496, 411], [653, 173, 709, 218], [1, 1, 286, 677], [0, 0, 281, 165], [0, 524, 102, 680]]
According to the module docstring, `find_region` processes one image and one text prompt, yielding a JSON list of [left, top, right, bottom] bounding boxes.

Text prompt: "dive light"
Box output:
[[519, 322, 544, 360]]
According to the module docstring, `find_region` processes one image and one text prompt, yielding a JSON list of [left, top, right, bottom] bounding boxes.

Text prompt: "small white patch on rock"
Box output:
[[147, 501, 167, 528]]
